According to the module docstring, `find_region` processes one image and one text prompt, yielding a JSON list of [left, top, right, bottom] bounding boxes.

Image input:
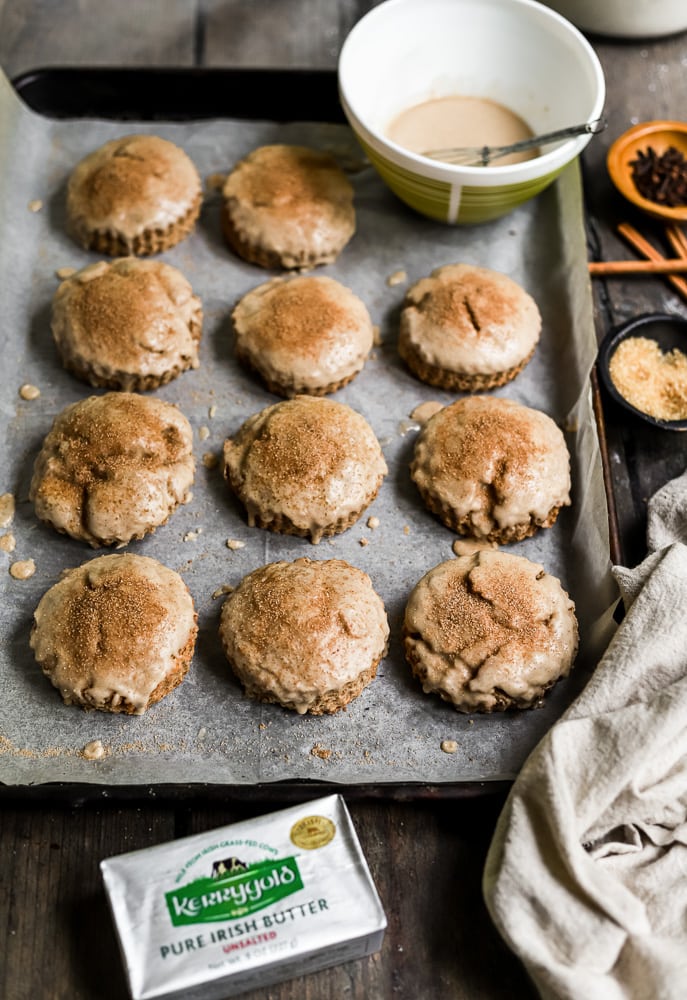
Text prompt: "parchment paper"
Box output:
[[0, 69, 617, 788]]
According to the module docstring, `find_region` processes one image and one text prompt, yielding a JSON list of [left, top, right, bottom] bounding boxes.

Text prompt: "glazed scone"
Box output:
[[232, 274, 374, 396], [29, 393, 194, 547], [51, 258, 202, 390], [410, 395, 571, 543], [66, 134, 202, 255], [30, 553, 198, 715], [219, 558, 389, 714], [398, 263, 541, 391], [221, 144, 355, 269], [403, 551, 578, 713], [223, 396, 387, 543]]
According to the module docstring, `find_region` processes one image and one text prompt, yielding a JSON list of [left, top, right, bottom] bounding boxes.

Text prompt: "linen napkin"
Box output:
[[483, 469, 687, 1000]]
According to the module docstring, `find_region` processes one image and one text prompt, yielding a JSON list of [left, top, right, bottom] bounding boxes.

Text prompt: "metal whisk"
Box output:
[[422, 117, 607, 166]]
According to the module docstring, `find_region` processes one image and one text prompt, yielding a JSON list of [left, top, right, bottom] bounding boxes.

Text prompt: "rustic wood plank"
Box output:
[[582, 34, 687, 566], [0, 802, 177, 1000], [201, 0, 380, 68], [0, 0, 197, 79]]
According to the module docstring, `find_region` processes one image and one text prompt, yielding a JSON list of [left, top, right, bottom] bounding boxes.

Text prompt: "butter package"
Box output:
[[101, 794, 386, 999]]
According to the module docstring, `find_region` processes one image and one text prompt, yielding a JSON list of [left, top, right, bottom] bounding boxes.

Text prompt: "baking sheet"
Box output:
[[0, 69, 617, 787]]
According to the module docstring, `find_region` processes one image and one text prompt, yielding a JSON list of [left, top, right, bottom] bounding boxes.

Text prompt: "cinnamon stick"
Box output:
[[589, 259, 687, 275], [665, 222, 687, 259], [617, 221, 687, 302]]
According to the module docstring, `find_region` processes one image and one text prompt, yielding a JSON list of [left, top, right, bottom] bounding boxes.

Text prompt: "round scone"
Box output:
[[410, 395, 571, 543], [29, 393, 194, 547], [219, 558, 389, 714], [221, 144, 355, 269], [30, 553, 198, 715], [403, 551, 578, 713], [398, 263, 541, 391], [51, 258, 202, 391], [232, 274, 374, 396], [66, 134, 202, 255], [223, 396, 387, 543]]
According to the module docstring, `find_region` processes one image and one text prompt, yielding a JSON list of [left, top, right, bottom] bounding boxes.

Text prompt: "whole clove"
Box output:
[[630, 145, 687, 207]]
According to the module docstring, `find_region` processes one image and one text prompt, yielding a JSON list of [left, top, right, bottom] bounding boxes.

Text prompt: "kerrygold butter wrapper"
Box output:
[[100, 794, 386, 1000]]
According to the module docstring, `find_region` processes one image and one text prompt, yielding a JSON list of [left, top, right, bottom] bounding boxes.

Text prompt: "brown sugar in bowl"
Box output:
[[597, 312, 687, 430]]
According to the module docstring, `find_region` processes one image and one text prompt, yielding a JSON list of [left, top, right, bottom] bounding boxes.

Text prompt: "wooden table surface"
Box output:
[[1, 4, 686, 999]]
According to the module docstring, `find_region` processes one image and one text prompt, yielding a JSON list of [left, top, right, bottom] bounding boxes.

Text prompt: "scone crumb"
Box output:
[[410, 400, 443, 424], [440, 739, 459, 754], [197, 727, 207, 740], [28, 199, 43, 213], [19, 383, 41, 401], [226, 538, 246, 550], [359, 537, 369, 547], [372, 324, 382, 346], [258, 722, 268, 731], [0, 493, 15, 528], [311, 743, 332, 760], [367, 515, 380, 530], [403, 525, 411, 535], [212, 584, 234, 599], [208, 405, 217, 419], [0, 532, 16, 553], [10, 559, 36, 580], [202, 451, 219, 470], [198, 425, 210, 441], [183, 529, 202, 542], [55, 266, 77, 279], [82, 739, 106, 761], [386, 269, 407, 287]]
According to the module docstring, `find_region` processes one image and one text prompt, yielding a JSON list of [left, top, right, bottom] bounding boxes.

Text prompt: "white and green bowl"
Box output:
[[337, 0, 605, 225]]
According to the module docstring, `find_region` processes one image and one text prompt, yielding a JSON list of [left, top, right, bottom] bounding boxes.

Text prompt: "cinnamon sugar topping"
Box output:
[[399, 264, 541, 387], [411, 396, 571, 542], [403, 551, 578, 712], [232, 274, 373, 395], [29, 392, 194, 547], [30, 553, 197, 714], [223, 396, 387, 543], [219, 558, 389, 715], [52, 257, 202, 391]]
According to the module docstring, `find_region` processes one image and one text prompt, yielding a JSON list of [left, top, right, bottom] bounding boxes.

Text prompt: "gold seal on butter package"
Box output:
[[101, 794, 386, 1000]]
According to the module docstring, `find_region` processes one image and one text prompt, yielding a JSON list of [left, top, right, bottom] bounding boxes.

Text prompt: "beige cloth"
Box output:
[[483, 470, 687, 1000]]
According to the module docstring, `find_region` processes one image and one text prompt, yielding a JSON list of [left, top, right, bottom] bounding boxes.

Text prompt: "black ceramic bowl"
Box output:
[[597, 312, 687, 431]]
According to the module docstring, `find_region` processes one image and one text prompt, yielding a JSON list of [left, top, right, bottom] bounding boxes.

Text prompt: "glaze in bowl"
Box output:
[[338, 0, 606, 225]]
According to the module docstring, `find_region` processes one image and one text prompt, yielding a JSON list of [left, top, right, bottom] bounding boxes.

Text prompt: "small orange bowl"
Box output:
[[607, 120, 687, 223]]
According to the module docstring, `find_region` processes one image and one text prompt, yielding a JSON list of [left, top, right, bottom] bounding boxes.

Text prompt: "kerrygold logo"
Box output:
[[165, 857, 303, 927]]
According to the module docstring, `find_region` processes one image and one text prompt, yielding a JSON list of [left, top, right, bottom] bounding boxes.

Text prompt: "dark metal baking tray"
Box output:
[[5, 67, 616, 802], [12, 66, 346, 123]]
